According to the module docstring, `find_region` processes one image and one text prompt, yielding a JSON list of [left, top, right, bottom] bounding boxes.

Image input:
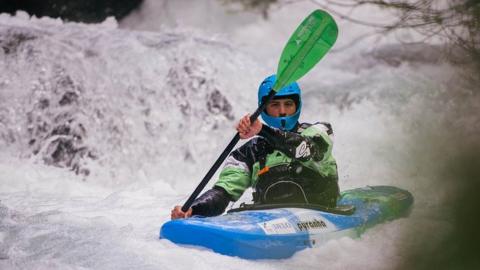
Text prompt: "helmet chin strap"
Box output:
[[279, 113, 287, 130], [281, 119, 286, 130]]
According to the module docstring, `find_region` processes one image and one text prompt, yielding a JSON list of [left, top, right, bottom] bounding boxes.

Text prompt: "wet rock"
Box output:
[[367, 43, 444, 67], [58, 91, 79, 106], [166, 57, 234, 123], [206, 89, 234, 120], [0, 29, 36, 55], [26, 68, 94, 176]]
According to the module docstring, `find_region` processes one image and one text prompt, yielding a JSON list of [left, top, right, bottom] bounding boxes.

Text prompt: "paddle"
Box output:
[[181, 10, 338, 212]]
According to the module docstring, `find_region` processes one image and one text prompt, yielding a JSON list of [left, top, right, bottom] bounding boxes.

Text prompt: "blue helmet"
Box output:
[[258, 75, 302, 131]]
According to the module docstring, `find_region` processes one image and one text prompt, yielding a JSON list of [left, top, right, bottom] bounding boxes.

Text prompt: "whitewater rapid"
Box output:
[[1, 2, 477, 269]]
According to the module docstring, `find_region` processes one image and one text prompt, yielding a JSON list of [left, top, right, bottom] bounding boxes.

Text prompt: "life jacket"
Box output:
[[252, 161, 338, 206], [252, 122, 339, 207]]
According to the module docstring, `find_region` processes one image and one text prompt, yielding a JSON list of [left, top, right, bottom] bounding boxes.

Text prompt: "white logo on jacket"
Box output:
[[295, 141, 311, 158]]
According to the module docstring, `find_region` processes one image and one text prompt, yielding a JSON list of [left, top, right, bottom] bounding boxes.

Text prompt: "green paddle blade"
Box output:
[[273, 10, 338, 91]]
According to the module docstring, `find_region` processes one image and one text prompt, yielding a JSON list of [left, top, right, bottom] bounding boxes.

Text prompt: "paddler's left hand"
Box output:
[[236, 114, 262, 139]]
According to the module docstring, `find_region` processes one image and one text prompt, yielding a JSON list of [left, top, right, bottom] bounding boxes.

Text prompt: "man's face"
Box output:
[[266, 98, 296, 117]]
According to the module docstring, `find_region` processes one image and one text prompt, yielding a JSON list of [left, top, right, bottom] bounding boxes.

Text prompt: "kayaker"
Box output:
[[171, 74, 339, 219]]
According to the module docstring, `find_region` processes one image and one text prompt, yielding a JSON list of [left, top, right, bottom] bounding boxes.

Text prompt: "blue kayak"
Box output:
[[160, 185, 413, 259]]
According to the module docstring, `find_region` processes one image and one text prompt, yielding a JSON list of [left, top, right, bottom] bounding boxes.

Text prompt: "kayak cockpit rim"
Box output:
[[227, 203, 355, 215]]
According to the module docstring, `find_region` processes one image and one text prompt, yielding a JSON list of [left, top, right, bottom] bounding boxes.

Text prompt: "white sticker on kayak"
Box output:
[[258, 218, 296, 235], [296, 218, 330, 232], [294, 211, 337, 233]]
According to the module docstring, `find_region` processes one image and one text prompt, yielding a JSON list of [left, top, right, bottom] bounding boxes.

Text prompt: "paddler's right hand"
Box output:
[[236, 114, 262, 139], [171, 205, 193, 220]]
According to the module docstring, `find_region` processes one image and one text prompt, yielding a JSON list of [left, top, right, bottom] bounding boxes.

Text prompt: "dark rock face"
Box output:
[[26, 66, 96, 176], [0, 30, 36, 55], [166, 57, 235, 123], [0, 0, 143, 23]]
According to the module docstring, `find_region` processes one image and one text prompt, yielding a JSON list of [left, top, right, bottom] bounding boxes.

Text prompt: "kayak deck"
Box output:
[[160, 185, 413, 259]]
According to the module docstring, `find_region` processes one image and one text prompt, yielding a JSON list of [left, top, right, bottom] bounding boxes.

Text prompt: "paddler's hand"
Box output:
[[171, 205, 193, 220], [236, 114, 262, 139]]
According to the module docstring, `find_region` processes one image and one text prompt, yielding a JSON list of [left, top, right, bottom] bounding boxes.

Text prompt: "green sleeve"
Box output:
[[214, 167, 251, 201]]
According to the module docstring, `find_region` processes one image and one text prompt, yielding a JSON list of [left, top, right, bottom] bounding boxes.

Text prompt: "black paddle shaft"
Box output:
[[181, 89, 277, 212]]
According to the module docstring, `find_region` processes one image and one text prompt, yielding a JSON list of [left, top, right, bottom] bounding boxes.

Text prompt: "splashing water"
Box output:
[[1, 4, 479, 270]]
